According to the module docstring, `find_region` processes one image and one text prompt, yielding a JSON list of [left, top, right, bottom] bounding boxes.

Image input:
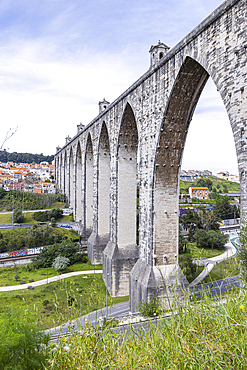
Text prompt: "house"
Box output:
[[217, 171, 229, 180], [229, 174, 239, 183], [189, 187, 209, 200]]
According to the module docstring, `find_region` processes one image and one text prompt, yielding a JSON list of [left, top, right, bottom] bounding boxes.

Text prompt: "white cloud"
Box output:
[[0, 0, 239, 176]]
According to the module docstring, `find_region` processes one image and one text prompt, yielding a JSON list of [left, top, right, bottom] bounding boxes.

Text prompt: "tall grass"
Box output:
[[45, 288, 247, 369], [0, 274, 128, 330]]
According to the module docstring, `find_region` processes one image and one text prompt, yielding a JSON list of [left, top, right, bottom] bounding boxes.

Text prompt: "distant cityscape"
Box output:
[[0, 161, 55, 194], [0, 161, 240, 196], [180, 170, 239, 183]]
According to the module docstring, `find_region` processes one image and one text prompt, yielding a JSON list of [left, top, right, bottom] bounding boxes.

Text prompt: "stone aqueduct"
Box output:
[[55, 0, 247, 311]]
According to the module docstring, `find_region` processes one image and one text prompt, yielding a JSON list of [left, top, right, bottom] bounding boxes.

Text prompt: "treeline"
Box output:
[[33, 208, 63, 222], [32, 240, 87, 269], [0, 150, 54, 164], [0, 226, 79, 253], [0, 188, 66, 211]]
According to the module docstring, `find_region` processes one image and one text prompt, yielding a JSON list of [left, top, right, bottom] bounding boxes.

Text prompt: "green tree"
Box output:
[[223, 184, 228, 193], [213, 195, 239, 220], [32, 239, 86, 268], [179, 254, 197, 283], [0, 150, 54, 164], [32, 208, 63, 222], [193, 229, 228, 250], [13, 208, 24, 223], [207, 230, 228, 251], [193, 229, 209, 248], [0, 187, 6, 199], [179, 233, 187, 254], [196, 178, 213, 191], [198, 209, 220, 232], [180, 210, 202, 231], [188, 227, 193, 242]]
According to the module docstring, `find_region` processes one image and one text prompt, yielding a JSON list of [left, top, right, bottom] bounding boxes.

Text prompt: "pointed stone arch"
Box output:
[[85, 133, 94, 237], [88, 121, 111, 263], [69, 147, 74, 210], [75, 142, 83, 222], [117, 102, 139, 247], [130, 57, 210, 312], [152, 56, 209, 267], [64, 151, 68, 201], [103, 102, 139, 297]]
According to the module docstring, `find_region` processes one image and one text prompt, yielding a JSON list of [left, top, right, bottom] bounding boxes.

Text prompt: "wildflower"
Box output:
[[240, 305, 245, 310]]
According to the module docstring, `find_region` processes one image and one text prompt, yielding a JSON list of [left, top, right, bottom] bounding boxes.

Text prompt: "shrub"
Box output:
[[50, 217, 56, 227], [138, 295, 163, 317], [33, 208, 63, 222], [52, 255, 70, 272], [32, 240, 84, 268], [42, 299, 50, 309]]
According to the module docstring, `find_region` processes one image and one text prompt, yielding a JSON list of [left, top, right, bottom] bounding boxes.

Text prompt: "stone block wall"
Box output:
[[55, 0, 247, 311]]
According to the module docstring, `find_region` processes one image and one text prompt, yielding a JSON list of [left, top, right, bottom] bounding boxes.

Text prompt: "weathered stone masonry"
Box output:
[[55, 0, 247, 311]]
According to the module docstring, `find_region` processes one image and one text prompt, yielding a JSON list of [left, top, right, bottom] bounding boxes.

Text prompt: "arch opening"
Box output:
[[85, 134, 94, 237], [75, 143, 82, 222], [69, 148, 74, 210], [98, 122, 110, 242], [64, 151, 68, 202], [153, 56, 239, 272], [153, 56, 209, 267], [117, 103, 139, 247]]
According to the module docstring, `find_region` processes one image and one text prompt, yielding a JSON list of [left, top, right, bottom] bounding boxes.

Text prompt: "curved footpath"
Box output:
[[0, 236, 238, 291], [0, 270, 103, 292], [189, 237, 238, 288]]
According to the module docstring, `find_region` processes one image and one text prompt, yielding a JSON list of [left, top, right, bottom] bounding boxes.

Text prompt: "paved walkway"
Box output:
[[0, 270, 103, 291], [189, 238, 237, 287]]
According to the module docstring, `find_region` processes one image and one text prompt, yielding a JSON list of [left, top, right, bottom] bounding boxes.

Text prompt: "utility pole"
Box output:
[[12, 195, 14, 228]]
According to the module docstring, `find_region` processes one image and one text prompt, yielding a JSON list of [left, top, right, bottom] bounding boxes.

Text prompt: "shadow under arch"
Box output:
[[88, 121, 111, 264], [103, 102, 139, 297], [63, 151, 68, 199], [152, 56, 210, 267], [84, 132, 94, 237]]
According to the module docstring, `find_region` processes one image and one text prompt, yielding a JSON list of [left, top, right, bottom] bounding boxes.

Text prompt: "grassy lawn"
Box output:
[[0, 262, 102, 286], [0, 211, 72, 224], [0, 274, 128, 330], [185, 242, 224, 259]]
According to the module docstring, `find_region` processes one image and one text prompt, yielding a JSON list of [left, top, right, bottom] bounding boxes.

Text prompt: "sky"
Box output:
[[0, 0, 238, 175]]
